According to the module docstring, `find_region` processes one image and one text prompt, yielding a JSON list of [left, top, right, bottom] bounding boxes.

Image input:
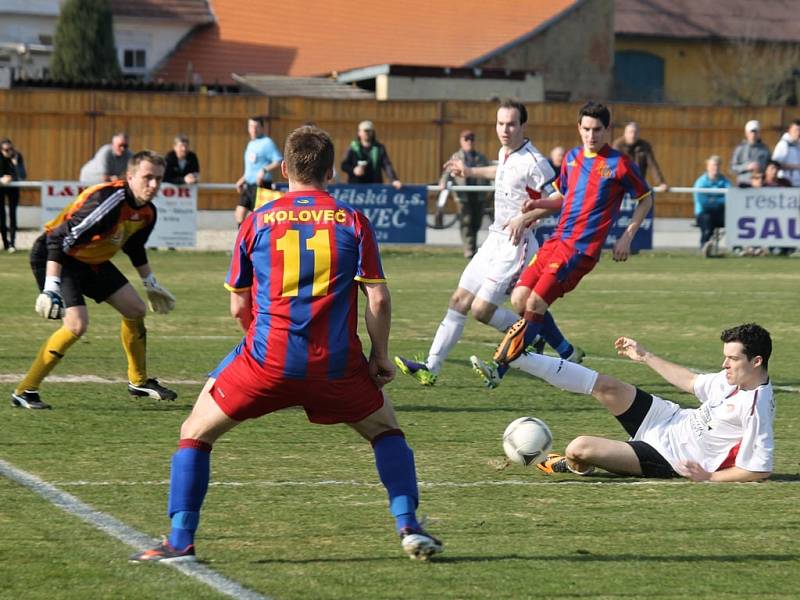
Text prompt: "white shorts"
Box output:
[[632, 394, 681, 441], [457, 229, 538, 306]]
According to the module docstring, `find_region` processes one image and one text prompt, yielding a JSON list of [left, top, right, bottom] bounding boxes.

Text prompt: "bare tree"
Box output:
[[702, 37, 800, 106]]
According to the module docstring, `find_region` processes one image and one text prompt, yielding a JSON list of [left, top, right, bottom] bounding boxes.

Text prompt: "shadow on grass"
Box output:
[[544, 471, 800, 483], [397, 404, 600, 414], [250, 552, 799, 565], [766, 473, 800, 482]]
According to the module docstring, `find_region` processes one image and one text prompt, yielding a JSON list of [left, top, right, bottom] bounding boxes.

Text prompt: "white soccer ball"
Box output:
[[502, 417, 553, 466]]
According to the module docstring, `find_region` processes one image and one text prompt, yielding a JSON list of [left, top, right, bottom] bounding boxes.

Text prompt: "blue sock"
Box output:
[[167, 442, 211, 550], [372, 431, 420, 532], [541, 311, 574, 359]]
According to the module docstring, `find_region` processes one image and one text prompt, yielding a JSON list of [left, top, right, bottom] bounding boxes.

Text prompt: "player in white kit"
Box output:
[[395, 100, 578, 386], [516, 323, 774, 482]]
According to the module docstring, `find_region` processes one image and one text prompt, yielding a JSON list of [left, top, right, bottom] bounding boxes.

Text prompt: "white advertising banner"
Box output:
[[40, 181, 197, 248], [725, 187, 800, 248]]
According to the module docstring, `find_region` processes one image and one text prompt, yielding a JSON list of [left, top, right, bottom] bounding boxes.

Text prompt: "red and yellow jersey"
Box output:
[[44, 180, 156, 266], [225, 190, 386, 381]]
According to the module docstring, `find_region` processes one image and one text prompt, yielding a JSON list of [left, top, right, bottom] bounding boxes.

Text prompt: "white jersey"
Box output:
[[491, 140, 555, 234], [635, 371, 775, 474]]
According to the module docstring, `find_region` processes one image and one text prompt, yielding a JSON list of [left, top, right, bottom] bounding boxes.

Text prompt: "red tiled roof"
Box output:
[[156, 0, 578, 84], [616, 0, 800, 43], [111, 0, 213, 22]]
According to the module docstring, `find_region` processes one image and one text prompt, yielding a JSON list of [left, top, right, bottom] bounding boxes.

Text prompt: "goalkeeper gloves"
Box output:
[[141, 273, 176, 314], [35, 276, 65, 319]]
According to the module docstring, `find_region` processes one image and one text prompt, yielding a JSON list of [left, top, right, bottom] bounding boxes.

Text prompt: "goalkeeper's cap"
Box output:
[[358, 120, 375, 131]]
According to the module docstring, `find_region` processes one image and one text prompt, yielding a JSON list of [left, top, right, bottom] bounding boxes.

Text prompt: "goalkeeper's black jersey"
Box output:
[[43, 180, 157, 267]]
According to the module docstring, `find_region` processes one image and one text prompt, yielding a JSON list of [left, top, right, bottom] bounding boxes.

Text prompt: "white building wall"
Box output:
[[0, 5, 193, 80], [0, 10, 57, 79], [114, 18, 194, 78]]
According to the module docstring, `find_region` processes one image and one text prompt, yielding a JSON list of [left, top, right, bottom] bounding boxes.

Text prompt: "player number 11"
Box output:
[[275, 229, 332, 297]]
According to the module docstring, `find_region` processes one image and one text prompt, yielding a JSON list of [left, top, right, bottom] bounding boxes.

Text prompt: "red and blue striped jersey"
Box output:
[[552, 144, 650, 259], [225, 190, 386, 380]]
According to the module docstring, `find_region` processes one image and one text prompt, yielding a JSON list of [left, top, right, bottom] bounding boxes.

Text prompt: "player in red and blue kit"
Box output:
[[472, 102, 654, 387], [132, 126, 442, 563]]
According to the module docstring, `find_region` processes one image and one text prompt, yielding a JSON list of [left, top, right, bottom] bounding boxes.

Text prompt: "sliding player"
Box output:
[[515, 324, 773, 482]]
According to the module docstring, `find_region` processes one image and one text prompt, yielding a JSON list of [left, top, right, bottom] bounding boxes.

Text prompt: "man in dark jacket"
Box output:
[[164, 135, 200, 185], [341, 121, 402, 188], [730, 120, 770, 185], [439, 130, 490, 257], [612, 122, 668, 192], [0, 138, 26, 252]]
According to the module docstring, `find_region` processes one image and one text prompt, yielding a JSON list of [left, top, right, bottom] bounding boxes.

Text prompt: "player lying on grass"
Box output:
[[395, 99, 582, 387], [511, 323, 773, 481], [471, 101, 654, 389], [131, 126, 442, 564], [12, 151, 177, 410]]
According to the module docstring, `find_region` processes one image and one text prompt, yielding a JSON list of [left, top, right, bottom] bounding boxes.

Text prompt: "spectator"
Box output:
[[612, 121, 668, 191], [693, 155, 730, 256], [548, 145, 565, 174], [740, 169, 764, 189], [439, 129, 490, 258], [730, 120, 771, 185], [0, 138, 26, 253], [764, 159, 792, 187], [234, 116, 282, 226], [164, 135, 200, 185], [771, 120, 800, 186], [746, 163, 793, 256], [79, 132, 132, 184], [341, 121, 402, 189]]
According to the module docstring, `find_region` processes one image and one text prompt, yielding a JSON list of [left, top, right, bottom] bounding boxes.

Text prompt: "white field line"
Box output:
[[0, 334, 240, 340], [3, 337, 798, 393], [0, 459, 271, 600], [2, 366, 798, 394], [45, 478, 799, 488], [0, 374, 205, 385]]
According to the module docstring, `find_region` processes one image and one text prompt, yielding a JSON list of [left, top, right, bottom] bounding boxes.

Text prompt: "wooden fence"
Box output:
[[1, 89, 796, 217]]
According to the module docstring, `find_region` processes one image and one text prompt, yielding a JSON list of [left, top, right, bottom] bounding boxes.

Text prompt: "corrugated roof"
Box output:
[[111, 0, 214, 23], [615, 0, 800, 42], [155, 0, 578, 84], [233, 74, 374, 98]]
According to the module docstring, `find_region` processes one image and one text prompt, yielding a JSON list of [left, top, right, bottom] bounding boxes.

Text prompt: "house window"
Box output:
[[613, 50, 665, 103], [123, 49, 146, 69]]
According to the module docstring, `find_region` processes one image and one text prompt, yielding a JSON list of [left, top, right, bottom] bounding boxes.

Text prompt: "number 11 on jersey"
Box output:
[[275, 228, 332, 297]]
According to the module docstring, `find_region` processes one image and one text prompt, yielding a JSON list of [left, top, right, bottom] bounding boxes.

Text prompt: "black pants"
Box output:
[[457, 193, 486, 258], [0, 186, 19, 249], [696, 206, 724, 246]]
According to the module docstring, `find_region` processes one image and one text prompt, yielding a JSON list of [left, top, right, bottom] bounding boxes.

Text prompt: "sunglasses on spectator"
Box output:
[[118, 143, 129, 148], [0, 146, 12, 152], [462, 135, 475, 141]]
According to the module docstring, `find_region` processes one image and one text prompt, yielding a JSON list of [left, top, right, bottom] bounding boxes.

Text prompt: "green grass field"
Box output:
[[1, 248, 799, 599]]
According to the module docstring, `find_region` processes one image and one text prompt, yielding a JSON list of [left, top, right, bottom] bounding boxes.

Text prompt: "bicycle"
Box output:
[[426, 186, 494, 230]]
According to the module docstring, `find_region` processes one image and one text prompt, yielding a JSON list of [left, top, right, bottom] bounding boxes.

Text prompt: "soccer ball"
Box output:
[[502, 417, 553, 466]]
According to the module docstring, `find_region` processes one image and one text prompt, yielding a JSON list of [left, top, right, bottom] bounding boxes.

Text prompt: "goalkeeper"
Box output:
[[11, 150, 177, 410]]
